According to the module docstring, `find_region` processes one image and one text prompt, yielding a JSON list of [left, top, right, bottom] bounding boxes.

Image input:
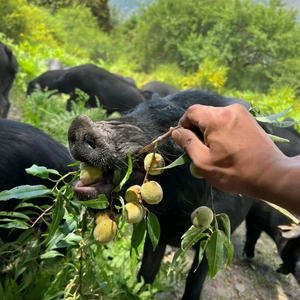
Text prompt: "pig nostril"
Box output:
[[83, 134, 96, 149]]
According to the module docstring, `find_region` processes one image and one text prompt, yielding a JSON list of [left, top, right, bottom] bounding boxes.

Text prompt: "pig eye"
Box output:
[[83, 134, 96, 149]]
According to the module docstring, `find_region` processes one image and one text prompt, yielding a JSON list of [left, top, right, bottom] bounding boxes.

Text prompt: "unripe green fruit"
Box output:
[[125, 185, 141, 203], [144, 153, 165, 175], [80, 162, 103, 185], [93, 219, 117, 244], [125, 202, 144, 224], [191, 206, 214, 228], [141, 181, 163, 205], [95, 210, 115, 225], [189, 162, 204, 179]]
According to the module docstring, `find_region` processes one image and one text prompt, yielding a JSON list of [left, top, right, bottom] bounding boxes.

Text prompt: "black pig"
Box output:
[[26, 69, 70, 96], [0, 119, 77, 242], [0, 42, 19, 118], [28, 64, 145, 114], [68, 89, 261, 299], [141, 80, 179, 100], [244, 200, 300, 284]]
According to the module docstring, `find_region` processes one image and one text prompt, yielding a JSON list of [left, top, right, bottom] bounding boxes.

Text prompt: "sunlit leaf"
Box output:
[[26, 164, 60, 179], [0, 185, 50, 201], [160, 153, 191, 170], [0, 220, 29, 229], [0, 212, 30, 220], [181, 225, 209, 251], [263, 200, 299, 224], [267, 133, 289, 143], [68, 161, 81, 167], [40, 250, 64, 259], [255, 105, 294, 122]]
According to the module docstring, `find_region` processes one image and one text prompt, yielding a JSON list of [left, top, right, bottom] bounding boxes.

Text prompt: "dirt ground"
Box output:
[[163, 221, 300, 300]]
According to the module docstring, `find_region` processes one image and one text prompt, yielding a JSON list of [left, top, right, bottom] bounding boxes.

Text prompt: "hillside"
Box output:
[[109, 0, 300, 19]]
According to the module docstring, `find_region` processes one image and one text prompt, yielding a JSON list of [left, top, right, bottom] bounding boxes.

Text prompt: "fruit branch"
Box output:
[[209, 184, 218, 230], [30, 203, 55, 228], [138, 125, 181, 154]]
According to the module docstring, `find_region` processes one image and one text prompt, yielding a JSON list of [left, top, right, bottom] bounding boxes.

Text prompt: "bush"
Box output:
[[182, 58, 229, 93]]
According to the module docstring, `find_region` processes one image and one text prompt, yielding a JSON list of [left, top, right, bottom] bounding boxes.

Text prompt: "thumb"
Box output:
[[172, 128, 209, 166]]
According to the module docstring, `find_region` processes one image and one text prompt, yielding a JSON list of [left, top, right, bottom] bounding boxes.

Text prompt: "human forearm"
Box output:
[[251, 156, 300, 214]]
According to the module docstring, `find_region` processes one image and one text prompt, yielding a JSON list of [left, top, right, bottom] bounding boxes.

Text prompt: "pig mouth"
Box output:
[[73, 163, 145, 202], [73, 169, 115, 201]]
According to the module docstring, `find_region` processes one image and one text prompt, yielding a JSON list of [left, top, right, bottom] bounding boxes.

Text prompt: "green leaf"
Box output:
[[220, 231, 234, 266], [113, 168, 127, 189], [147, 212, 161, 251], [77, 194, 109, 209], [267, 133, 290, 143], [119, 196, 127, 231], [0, 185, 50, 201], [160, 153, 191, 170], [0, 212, 30, 220], [40, 250, 64, 259], [131, 218, 146, 250], [195, 238, 209, 271], [181, 225, 209, 251], [0, 220, 29, 229], [206, 230, 224, 279], [44, 192, 65, 245], [46, 215, 77, 250], [255, 105, 294, 122], [26, 164, 60, 179], [68, 161, 81, 167], [218, 213, 231, 242], [130, 219, 146, 272], [168, 248, 186, 275], [113, 151, 133, 193]]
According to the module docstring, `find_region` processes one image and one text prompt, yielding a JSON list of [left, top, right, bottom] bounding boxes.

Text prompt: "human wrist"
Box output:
[[249, 155, 300, 212]]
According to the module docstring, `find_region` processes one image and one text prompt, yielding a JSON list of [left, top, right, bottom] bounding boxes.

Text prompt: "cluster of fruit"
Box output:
[[80, 153, 165, 244], [81, 152, 214, 244]]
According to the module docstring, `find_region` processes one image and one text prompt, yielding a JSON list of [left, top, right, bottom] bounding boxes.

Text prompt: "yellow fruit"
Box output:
[[93, 218, 117, 244], [125, 185, 141, 203], [144, 153, 165, 175], [80, 162, 103, 185], [191, 206, 214, 228], [141, 181, 163, 205], [125, 202, 144, 224], [95, 210, 115, 225], [189, 162, 204, 179]]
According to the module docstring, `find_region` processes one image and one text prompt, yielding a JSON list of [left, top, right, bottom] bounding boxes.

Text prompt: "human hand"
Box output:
[[172, 104, 287, 196]]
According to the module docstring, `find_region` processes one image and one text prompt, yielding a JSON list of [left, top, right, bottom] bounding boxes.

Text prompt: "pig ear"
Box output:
[[281, 225, 300, 239]]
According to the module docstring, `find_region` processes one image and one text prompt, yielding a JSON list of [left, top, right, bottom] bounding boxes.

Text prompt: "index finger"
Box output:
[[179, 104, 216, 132]]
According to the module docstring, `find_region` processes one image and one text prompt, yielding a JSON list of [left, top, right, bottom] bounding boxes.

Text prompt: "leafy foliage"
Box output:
[[182, 58, 229, 93], [20, 90, 109, 145], [0, 166, 185, 299]]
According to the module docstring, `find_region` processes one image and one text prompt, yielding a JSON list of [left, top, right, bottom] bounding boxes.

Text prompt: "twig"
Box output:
[[142, 142, 158, 184], [209, 184, 218, 230], [138, 125, 182, 154], [51, 171, 77, 192], [30, 203, 55, 228]]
